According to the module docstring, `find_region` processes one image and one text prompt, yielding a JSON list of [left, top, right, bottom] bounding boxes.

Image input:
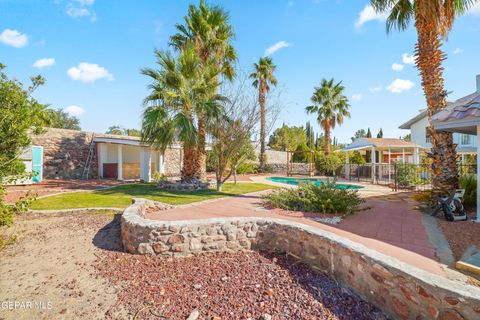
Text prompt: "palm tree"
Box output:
[[305, 79, 350, 155], [141, 45, 223, 180], [250, 56, 278, 169], [170, 0, 237, 180], [370, 0, 479, 193]]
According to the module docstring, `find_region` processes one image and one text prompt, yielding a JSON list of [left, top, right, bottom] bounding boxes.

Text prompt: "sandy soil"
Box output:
[[0, 211, 125, 320], [437, 218, 480, 260]]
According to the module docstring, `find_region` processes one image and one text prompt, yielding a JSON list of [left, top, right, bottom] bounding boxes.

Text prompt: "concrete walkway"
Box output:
[[145, 191, 446, 276]]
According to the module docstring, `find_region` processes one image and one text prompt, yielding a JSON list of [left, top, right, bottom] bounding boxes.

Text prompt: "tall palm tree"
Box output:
[[370, 0, 479, 193], [305, 79, 350, 155], [250, 56, 278, 169], [141, 45, 223, 180], [170, 0, 237, 180]]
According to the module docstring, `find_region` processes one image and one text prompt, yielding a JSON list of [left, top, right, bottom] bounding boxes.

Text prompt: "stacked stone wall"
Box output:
[[121, 198, 480, 320], [31, 128, 98, 179]]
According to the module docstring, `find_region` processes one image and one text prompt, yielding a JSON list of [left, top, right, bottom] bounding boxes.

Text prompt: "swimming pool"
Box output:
[[266, 177, 363, 190]]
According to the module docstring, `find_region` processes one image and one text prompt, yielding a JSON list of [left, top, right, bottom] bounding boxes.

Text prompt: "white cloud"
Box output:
[[64, 105, 85, 116], [402, 53, 416, 65], [67, 62, 114, 82], [66, 0, 96, 21], [453, 48, 464, 54], [386, 79, 415, 93], [369, 85, 382, 93], [33, 58, 55, 69], [264, 41, 292, 56], [0, 29, 28, 48], [352, 94, 362, 101], [355, 5, 388, 29], [392, 63, 404, 71]]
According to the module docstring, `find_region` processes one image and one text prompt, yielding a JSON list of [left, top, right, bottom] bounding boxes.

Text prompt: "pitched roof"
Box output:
[[398, 109, 427, 129], [432, 92, 480, 122], [341, 137, 424, 151]]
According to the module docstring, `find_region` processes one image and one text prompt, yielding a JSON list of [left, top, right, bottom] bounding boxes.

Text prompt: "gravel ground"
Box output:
[[437, 218, 480, 260], [96, 250, 386, 320]]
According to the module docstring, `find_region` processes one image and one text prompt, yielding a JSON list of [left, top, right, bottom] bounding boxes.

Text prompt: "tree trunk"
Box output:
[[216, 181, 223, 191], [324, 121, 331, 155], [415, 17, 458, 195], [259, 82, 266, 169], [182, 145, 197, 181], [196, 116, 207, 181], [233, 165, 237, 184]]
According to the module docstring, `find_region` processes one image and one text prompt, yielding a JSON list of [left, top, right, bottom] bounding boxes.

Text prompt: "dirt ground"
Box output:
[[0, 211, 126, 320], [437, 218, 480, 260]]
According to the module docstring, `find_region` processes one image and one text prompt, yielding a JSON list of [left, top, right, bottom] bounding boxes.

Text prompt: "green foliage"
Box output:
[[351, 129, 367, 142], [263, 180, 366, 215], [152, 172, 167, 184], [268, 124, 307, 152], [236, 162, 258, 174], [377, 128, 383, 138], [315, 152, 342, 176], [395, 163, 423, 187], [0, 64, 47, 245], [349, 151, 366, 164], [106, 125, 140, 137], [459, 174, 476, 207], [366, 128, 372, 138], [257, 164, 274, 174], [45, 108, 81, 130], [292, 143, 312, 163]]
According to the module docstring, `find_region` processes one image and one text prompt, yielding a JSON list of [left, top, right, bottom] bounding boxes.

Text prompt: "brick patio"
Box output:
[[145, 191, 445, 276]]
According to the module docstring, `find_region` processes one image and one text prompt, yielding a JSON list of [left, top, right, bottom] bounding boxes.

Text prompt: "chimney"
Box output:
[[477, 74, 480, 93]]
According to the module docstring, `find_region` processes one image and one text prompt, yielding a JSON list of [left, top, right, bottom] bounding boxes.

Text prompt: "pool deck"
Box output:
[[145, 187, 447, 277]]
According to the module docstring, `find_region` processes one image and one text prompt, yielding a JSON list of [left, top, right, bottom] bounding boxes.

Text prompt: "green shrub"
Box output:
[[263, 180, 366, 215], [236, 162, 258, 175], [459, 174, 476, 207], [292, 143, 312, 163], [152, 172, 167, 183], [349, 151, 365, 164], [257, 164, 274, 174], [395, 163, 424, 187], [315, 153, 342, 176]]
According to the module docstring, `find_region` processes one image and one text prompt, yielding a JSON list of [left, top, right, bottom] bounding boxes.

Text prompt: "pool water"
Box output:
[[266, 177, 363, 190]]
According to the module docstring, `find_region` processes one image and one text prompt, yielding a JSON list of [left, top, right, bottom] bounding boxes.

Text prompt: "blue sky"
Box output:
[[1, 0, 480, 144]]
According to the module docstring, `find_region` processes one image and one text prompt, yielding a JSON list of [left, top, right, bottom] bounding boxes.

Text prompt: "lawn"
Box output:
[[30, 182, 275, 210]]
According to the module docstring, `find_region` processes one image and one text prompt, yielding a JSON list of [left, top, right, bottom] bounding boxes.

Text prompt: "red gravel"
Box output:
[[95, 251, 386, 320], [437, 219, 480, 260]]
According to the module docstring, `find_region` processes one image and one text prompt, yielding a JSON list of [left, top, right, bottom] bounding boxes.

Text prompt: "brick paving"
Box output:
[[145, 191, 445, 276]]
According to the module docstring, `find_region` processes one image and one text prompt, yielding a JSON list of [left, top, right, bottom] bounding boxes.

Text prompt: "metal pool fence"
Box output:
[[337, 163, 476, 192]]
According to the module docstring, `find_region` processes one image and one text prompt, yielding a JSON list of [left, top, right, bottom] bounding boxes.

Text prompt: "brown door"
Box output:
[[103, 163, 118, 179]]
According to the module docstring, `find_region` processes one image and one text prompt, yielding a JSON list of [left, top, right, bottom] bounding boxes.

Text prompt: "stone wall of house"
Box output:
[[163, 148, 182, 177], [31, 128, 98, 179], [121, 198, 480, 320]]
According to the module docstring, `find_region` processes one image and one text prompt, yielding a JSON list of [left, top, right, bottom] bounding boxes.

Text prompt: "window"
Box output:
[[425, 128, 431, 143], [461, 134, 471, 146]]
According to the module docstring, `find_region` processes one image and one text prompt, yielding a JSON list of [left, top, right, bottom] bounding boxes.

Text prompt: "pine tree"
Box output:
[[377, 128, 383, 138], [366, 128, 372, 138]]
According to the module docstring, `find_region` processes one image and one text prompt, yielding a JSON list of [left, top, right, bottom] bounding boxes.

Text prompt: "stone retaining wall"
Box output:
[[121, 198, 480, 320]]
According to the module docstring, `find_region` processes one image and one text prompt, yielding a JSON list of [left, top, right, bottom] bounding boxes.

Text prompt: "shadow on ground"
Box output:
[[92, 214, 124, 252]]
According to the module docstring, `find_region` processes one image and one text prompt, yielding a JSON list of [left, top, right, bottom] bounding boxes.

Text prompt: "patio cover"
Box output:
[[339, 138, 424, 152], [432, 74, 480, 222]]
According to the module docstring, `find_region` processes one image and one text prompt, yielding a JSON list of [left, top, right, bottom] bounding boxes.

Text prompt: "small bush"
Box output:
[[412, 191, 433, 204], [257, 164, 274, 174], [395, 163, 424, 187], [315, 153, 342, 176], [263, 180, 366, 215], [236, 162, 258, 175], [459, 174, 476, 207], [152, 172, 167, 183]]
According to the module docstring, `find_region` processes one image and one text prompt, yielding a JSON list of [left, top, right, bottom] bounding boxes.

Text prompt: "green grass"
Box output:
[[30, 182, 274, 210]]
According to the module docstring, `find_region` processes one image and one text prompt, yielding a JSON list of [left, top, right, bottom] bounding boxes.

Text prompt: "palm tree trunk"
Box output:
[[182, 144, 197, 181], [259, 83, 266, 169], [415, 18, 458, 195], [196, 116, 207, 181], [324, 121, 331, 155]]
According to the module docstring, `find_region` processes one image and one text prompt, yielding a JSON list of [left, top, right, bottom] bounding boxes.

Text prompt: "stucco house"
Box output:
[[400, 108, 477, 162]]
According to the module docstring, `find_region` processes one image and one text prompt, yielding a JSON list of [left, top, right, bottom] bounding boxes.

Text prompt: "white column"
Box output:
[[158, 151, 164, 174], [345, 152, 350, 180], [476, 126, 480, 222], [371, 147, 376, 183], [117, 144, 123, 180], [98, 143, 107, 178], [140, 148, 152, 182], [461, 154, 466, 165], [388, 148, 391, 184], [414, 147, 420, 165], [402, 148, 406, 164]]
